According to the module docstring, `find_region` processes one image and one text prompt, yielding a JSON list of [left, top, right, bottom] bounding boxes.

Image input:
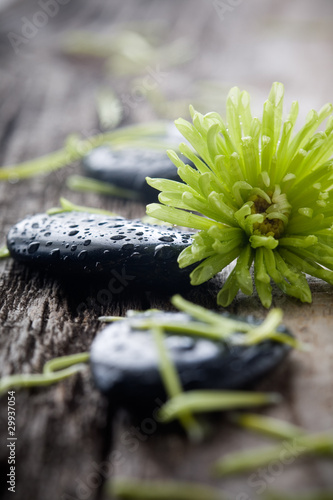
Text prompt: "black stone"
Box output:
[[7, 212, 193, 290], [82, 146, 193, 202], [90, 311, 293, 415]]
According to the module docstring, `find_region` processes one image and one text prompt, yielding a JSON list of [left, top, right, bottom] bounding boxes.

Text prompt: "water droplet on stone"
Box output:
[[69, 230, 79, 236], [28, 242, 40, 254], [111, 235, 126, 240], [122, 243, 134, 251], [154, 244, 174, 260], [84, 239, 91, 246], [78, 250, 87, 261], [158, 236, 174, 243], [50, 248, 60, 258]]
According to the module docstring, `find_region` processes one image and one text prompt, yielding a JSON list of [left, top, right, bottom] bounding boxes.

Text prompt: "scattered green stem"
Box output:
[[0, 245, 10, 259], [0, 122, 170, 182], [0, 352, 89, 396], [152, 325, 204, 442], [213, 430, 333, 476], [158, 391, 281, 423], [43, 352, 90, 374], [98, 316, 124, 322], [230, 412, 305, 440], [66, 175, 140, 200], [0, 365, 87, 396], [47, 197, 119, 216]]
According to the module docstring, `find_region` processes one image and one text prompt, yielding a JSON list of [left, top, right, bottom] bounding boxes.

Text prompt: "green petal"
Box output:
[[250, 235, 279, 249], [190, 248, 240, 285], [217, 267, 240, 307], [146, 203, 217, 230]]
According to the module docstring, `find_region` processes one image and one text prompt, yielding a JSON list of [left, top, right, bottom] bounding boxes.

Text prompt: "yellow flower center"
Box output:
[[249, 192, 289, 239]]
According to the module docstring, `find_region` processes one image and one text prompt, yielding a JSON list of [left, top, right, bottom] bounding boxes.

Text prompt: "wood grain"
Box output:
[[0, 1, 332, 499]]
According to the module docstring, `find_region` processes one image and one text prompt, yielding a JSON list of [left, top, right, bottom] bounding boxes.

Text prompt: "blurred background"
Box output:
[[0, 0, 332, 226]]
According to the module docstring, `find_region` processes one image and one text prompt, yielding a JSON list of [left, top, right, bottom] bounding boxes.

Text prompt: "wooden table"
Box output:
[[0, 1, 333, 499]]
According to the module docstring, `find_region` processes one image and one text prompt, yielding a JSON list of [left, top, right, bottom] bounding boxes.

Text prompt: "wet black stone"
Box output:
[[81, 146, 194, 203], [90, 311, 293, 415], [7, 212, 194, 291]]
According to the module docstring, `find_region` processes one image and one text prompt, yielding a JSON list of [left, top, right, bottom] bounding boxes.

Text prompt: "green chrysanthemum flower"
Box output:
[[146, 82, 333, 308]]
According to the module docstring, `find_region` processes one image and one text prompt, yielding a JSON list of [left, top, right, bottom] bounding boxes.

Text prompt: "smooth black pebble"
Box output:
[[7, 212, 193, 290], [90, 311, 293, 415], [82, 146, 193, 202]]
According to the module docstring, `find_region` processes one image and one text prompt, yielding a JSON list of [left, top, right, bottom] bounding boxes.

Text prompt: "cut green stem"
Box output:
[[230, 412, 305, 440], [0, 245, 10, 259], [159, 390, 281, 423], [66, 175, 140, 200], [0, 352, 89, 395], [213, 430, 333, 476], [152, 325, 204, 442], [47, 197, 119, 216]]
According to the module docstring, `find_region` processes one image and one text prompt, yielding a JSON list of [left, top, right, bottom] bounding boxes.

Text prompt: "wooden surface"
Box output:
[[0, 1, 333, 499]]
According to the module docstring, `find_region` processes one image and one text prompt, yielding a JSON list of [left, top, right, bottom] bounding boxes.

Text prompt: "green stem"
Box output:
[[152, 326, 204, 442], [0, 122, 169, 181], [0, 352, 90, 395], [47, 197, 119, 216], [230, 412, 305, 440], [159, 391, 281, 423], [43, 352, 90, 374], [213, 431, 333, 476], [0, 245, 10, 259], [66, 175, 140, 200], [0, 365, 87, 396]]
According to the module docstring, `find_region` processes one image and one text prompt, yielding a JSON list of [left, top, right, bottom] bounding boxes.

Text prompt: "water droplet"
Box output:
[[71, 245, 77, 251], [84, 239, 91, 246], [122, 243, 134, 251], [69, 230, 79, 236], [28, 242, 40, 254], [69, 224, 79, 228], [78, 250, 87, 261], [45, 232, 51, 237], [158, 236, 174, 243], [110, 235, 126, 240], [154, 244, 174, 260], [32, 222, 39, 229], [136, 232, 144, 236], [46, 241, 53, 247], [50, 248, 60, 258]]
